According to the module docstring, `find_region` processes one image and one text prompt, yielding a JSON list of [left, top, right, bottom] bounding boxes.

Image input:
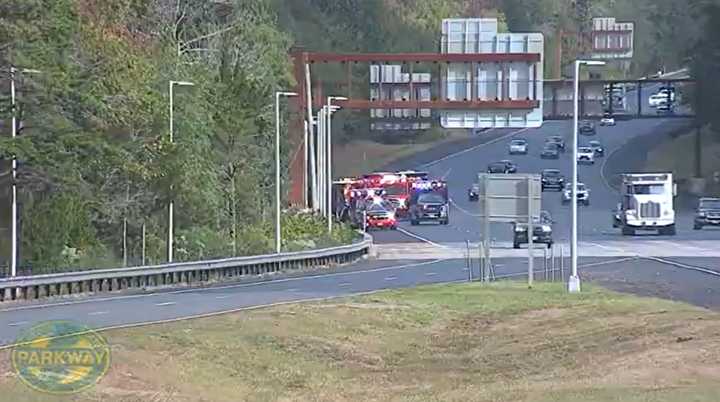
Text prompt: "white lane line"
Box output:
[[286, 289, 300, 292], [646, 257, 720, 277], [441, 168, 453, 180], [88, 311, 109, 316], [155, 302, 177, 307], [215, 295, 231, 300], [384, 276, 398, 281], [0, 260, 447, 313], [2, 282, 478, 351], [450, 198, 481, 218], [425, 272, 438, 277], [419, 128, 530, 169], [396, 227, 450, 249], [338, 283, 352, 287], [7, 321, 29, 327]]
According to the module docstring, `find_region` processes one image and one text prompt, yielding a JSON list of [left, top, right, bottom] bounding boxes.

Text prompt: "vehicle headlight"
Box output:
[[541, 225, 552, 232], [698, 212, 706, 217], [388, 212, 396, 220], [398, 198, 406, 207], [441, 206, 448, 215], [515, 226, 525, 232]]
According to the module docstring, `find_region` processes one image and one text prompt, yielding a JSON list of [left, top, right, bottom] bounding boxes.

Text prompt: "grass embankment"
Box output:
[[2, 282, 720, 401], [334, 129, 470, 177], [646, 126, 720, 196]]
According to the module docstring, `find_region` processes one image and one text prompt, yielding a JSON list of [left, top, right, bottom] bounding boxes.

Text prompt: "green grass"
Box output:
[[646, 126, 720, 195], [1, 282, 719, 401]]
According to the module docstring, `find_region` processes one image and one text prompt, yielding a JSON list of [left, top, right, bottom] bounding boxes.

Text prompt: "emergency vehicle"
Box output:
[[408, 180, 450, 225]]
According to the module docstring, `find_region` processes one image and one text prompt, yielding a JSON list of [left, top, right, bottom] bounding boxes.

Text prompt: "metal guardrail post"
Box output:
[[543, 247, 548, 281], [560, 244, 565, 282], [551, 245, 556, 282], [466, 240, 472, 282]]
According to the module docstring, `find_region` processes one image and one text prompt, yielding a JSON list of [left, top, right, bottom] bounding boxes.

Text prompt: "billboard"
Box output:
[[590, 17, 634, 60]]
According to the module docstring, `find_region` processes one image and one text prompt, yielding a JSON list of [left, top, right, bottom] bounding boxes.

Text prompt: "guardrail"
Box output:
[[0, 234, 373, 303]]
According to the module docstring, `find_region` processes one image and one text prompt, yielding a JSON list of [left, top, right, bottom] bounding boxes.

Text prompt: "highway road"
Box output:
[[1, 82, 717, 346], [373, 117, 717, 249]]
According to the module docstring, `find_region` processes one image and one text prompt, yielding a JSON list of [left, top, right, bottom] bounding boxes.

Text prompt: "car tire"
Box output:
[[441, 219, 449, 225], [694, 223, 703, 230], [410, 219, 419, 226], [584, 200, 590, 206], [391, 225, 398, 230], [546, 242, 553, 249], [621, 226, 635, 236], [513, 242, 520, 249]]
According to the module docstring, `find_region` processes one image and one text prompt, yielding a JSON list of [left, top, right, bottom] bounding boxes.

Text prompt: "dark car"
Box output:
[[468, 182, 480, 202], [546, 136, 566, 152], [579, 120, 596, 135], [694, 197, 720, 230], [541, 169, 565, 191], [588, 140, 605, 157], [487, 160, 516, 174], [409, 191, 449, 225], [513, 210, 554, 249], [540, 143, 560, 159]]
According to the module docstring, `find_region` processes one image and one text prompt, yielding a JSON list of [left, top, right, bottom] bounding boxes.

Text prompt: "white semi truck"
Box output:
[[617, 173, 677, 236]]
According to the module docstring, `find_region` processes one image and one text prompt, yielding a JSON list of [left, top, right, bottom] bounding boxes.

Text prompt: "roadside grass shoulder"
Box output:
[[1, 282, 718, 402]]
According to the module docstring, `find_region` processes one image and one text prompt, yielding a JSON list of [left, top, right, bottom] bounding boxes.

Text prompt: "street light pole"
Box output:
[[326, 96, 347, 232], [275, 91, 298, 254], [168, 80, 194, 263], [9, 66, 40, 277], [569, 60, 605, 293]]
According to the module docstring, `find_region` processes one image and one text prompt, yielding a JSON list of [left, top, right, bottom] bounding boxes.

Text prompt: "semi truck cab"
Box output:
[[618, 173, 677, 236]]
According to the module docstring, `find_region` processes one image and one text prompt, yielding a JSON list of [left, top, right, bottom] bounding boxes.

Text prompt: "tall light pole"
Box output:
[[569, 59, 605, 293], [275, 91, 298, 254], [326, 96, 347, 232], [9, 66, 41, 277], [168, 80, 194, 263]]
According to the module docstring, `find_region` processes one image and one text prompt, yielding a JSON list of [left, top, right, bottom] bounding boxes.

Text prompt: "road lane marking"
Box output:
[[0, 260, 447, 314], [1, 282, 475, 351], [286, 289, 300, 292], [338, 283, 352, 287], [155, 302, 177, 307], [396, 227, 450, 249], [450, 198, 481, 218], [425, 272, 438, 276], [419, 128, 530, 169], [384, 276, 398, 281], [7, 321, 28, 327], [88, 311, 108, 316], [215, 295, 231, 299]]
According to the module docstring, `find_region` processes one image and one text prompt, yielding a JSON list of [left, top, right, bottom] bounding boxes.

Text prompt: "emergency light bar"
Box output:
[[412, 181, 446, 190]]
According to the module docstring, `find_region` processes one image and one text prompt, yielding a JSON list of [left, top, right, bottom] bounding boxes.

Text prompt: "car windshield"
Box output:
[[579, 147, 592, 152], [511, 140, 526, 145], [490, 163, 506, 169], [631, 184, 665, 195], [543, 170, 560, 177], [544, 143, 559, 150], [589, 141, 601, 147], [367, 203, 390, 213], [418, 193, 446, 204], [700, 199, 720, 209], [566, 183, 585, 191]]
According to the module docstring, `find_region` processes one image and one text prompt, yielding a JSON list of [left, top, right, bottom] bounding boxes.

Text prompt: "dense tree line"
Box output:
[[0, 0, 356, 272]]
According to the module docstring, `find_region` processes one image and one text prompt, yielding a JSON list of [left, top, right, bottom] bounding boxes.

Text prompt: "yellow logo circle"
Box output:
[[11, 320, 111, 394]]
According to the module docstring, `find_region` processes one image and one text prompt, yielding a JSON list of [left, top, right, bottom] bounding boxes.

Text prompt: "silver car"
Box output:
[[508, 139, 528, 155], [562, 182, 590, 206]]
